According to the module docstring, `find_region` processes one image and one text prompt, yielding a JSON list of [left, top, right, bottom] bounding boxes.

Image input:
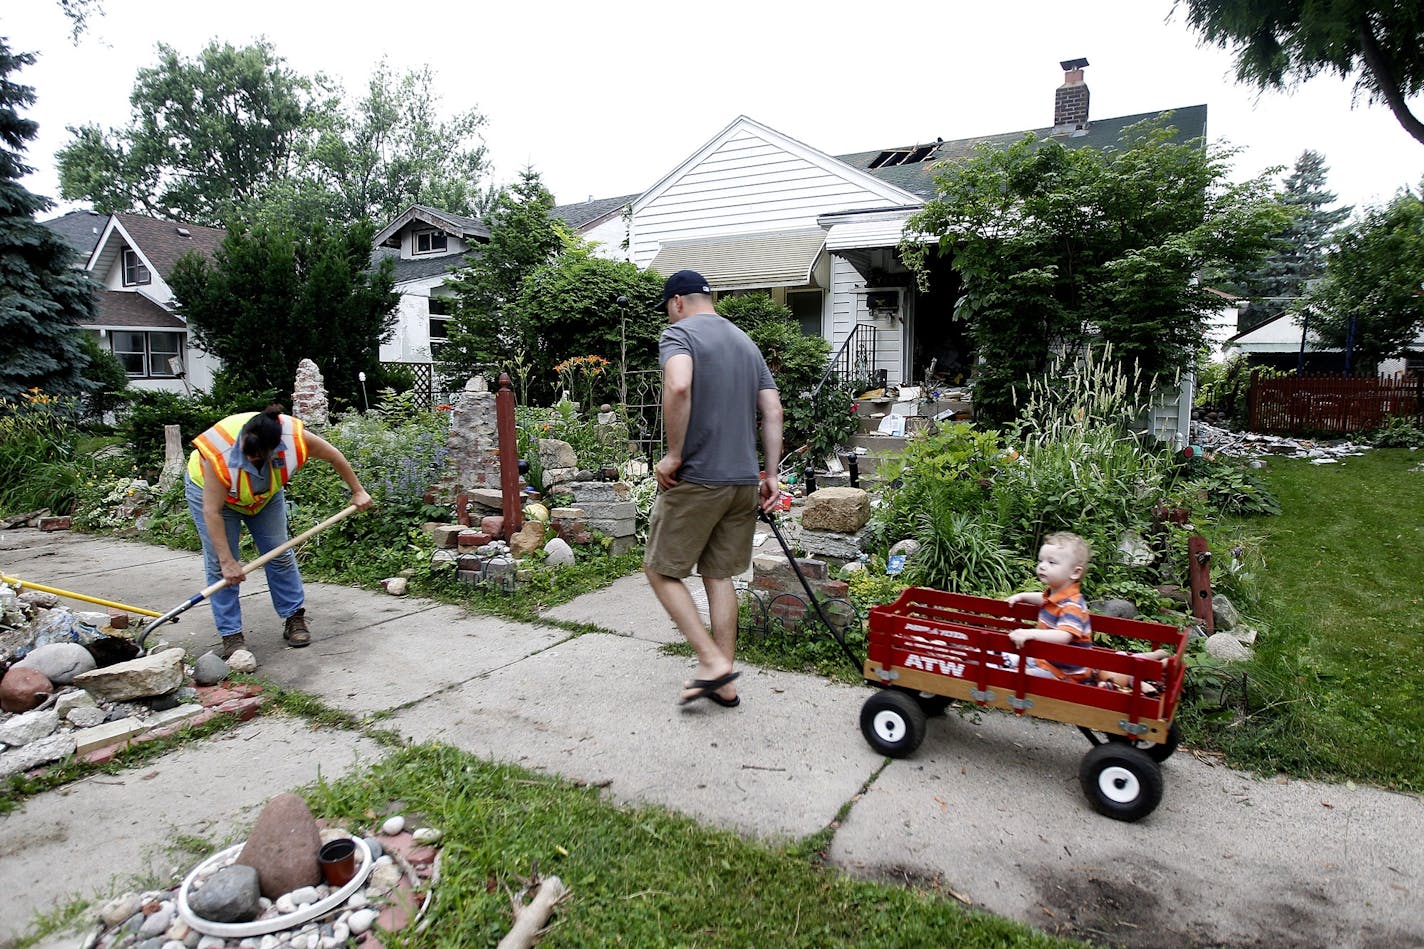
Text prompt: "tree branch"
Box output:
[[1357, 16, 1424, 147]]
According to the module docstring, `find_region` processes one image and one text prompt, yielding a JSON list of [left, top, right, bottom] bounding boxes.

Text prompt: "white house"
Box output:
[[605, 60, 1208, 441], [1226, 310, 1424, 375], [43, 210, 225, 393], [372, 205, 491, 365]]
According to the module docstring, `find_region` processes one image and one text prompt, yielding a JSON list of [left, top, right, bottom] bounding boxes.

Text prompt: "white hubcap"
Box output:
[[872, 710, 906, 743], [1097, 765, 1141, 803]]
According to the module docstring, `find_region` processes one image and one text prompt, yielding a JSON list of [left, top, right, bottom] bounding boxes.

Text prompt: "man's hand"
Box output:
[[655, 454, 681, 490], [759, 474, 778, 512], [220, 559, 247, 587], [351, 488, 374, 512]]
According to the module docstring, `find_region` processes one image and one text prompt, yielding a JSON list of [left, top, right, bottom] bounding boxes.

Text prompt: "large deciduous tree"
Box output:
[[306, 61, 492, 225], [168, 220, 399, 408], [56, 40, 323, 226], [902, 117, 1288, 421], [1308, 185, 1424, 369], [1238, 149, 1352, 331], [440, 168, 570, 384], [1174, 1, 1424, 146], [0, 40, 94, 398]]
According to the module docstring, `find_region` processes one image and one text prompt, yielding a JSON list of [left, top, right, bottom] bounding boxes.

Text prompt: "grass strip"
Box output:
[[304, 743, 1070, 948]]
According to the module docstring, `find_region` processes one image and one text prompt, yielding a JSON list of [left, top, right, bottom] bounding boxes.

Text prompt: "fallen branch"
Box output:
[[498, 875, 568, 949]]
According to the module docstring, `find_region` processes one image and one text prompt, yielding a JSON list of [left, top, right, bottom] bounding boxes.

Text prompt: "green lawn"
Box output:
[[1200, 448, 1424, 791]]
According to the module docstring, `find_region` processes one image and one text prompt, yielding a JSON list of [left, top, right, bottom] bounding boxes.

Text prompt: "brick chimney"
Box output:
[[1054, 58, 1090, 134]]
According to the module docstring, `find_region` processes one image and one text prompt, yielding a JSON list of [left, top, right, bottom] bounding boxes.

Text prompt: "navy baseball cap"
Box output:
[[657, 269, 712, 312]]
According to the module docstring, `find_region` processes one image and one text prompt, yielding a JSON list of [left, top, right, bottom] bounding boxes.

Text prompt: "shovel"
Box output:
[[136, 504, 360, 650]]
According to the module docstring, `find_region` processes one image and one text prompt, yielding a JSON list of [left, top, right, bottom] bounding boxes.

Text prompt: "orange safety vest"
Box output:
[[187, 412, 309, 514]]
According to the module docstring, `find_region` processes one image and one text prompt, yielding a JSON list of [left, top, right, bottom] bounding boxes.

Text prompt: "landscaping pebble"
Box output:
[[380, 815, 405, 835], [193, 652, 230, 686]]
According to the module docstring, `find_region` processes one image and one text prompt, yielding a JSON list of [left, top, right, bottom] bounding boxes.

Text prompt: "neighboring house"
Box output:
[[372, 205, 491, 365], [551, 193, 638, 260], [1225, 311, 1424, 375], [373, 197, 639, 369], [42, 210, 225, 393]]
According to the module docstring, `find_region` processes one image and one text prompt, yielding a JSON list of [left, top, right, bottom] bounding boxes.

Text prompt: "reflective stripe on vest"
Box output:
[[186, 412, 308, 514]]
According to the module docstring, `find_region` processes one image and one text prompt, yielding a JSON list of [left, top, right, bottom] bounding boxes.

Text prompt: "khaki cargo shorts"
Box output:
[[643, 481, 760, 579]]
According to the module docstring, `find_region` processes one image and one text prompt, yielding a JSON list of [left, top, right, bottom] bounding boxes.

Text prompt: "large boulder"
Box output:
[[15, 642, 96, 684], [0, 666, 54, 714], [235, 792, 323, 899], [72, 647, 185, 702], [801, 487, 871, 533]]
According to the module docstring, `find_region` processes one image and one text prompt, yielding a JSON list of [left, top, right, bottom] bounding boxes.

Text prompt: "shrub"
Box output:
[[1364, 413, 1424, 449], [0, 391, 90, 515]]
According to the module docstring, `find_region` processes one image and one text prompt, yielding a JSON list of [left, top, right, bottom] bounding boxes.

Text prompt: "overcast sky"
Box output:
[[5, 0, 1422, 220]]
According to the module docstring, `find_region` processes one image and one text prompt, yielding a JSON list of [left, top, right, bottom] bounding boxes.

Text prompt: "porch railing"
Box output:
[[810, 323, 878, 400]]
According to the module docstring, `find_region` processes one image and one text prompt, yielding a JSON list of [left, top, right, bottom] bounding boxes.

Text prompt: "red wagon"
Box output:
[[861, 588, 1188, 821]]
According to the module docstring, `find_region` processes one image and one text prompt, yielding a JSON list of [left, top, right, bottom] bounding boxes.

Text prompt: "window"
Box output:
[[122, 249, 150, 286], [414, 230, 448, 255], [109, 331, 183, 377], [788, 290, 823, 337], [428, 297, 451, 356], [868, 145, 938, 170]]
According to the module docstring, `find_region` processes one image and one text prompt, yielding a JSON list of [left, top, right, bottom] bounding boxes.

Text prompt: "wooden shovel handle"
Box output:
[[199, 503, 360, 599]]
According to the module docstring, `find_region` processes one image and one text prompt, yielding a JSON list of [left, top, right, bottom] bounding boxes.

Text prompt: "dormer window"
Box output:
[[414, 230, 448, 255], [122, 248, 150, 286]]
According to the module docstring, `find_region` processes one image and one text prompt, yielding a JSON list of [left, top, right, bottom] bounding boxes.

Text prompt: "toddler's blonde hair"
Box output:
[[1043, 531, 1092, 571]]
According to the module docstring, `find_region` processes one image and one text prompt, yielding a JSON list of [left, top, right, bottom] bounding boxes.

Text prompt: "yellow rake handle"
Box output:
[[0, 575, 162, 618]]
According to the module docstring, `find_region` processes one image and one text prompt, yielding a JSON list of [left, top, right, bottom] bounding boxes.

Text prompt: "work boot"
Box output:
[[282, 609, 311, 647], [219, 632, 246, 661]]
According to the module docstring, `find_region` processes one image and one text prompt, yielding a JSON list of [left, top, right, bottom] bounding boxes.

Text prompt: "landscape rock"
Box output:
[[227, 650, 258, 674], [0, 709, 60, 747], [0, 731, 76, 777], [887, 538, 921, 560], [188, 864, 261, 923], [543, 537, 575, 566], [1205, 631, 1253, 662], [236, 792, 323, 899], [1090, 598, 1140, 619], [72, 647, 186, 702], [801, 487, 871, 533], [192, 652, 229, 686], [0, 666, 54, 713], [14, 642, 96, 684], [537, 438, 578, 473], [1212, 594, 1242, 632], [99, 892, 142, 927], [66, 705, 107, 728], [509, 520, 547, 559], [53, 688, 97, 718]]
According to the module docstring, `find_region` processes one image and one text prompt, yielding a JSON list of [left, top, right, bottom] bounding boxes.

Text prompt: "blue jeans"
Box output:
[[184, 474, 305, 637]]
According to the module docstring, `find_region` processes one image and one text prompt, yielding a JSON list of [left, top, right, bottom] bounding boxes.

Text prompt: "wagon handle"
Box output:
[[757, 508, 864, 674]]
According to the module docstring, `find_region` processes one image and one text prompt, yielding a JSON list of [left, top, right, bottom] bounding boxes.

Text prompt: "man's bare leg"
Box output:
[[645, 567, 733, 700], [702, 575, 740, 701]]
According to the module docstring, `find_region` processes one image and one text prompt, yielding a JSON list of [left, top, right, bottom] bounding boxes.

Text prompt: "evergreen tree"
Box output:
[[0, 39, 94, 399], [1238, 150, 1352, 331], [439, 168, 569, 385], [168, 219, 398, 409]]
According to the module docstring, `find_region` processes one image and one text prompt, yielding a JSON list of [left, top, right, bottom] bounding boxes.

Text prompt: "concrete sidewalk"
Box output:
[[2, 530, 1421, 948]]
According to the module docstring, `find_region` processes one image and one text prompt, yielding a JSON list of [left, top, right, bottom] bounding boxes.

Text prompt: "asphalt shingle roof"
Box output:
[[837, 105, 1210, 199], [111, 213, 226, 276], [93, 291, 185, 329], [40, 209, 107, 262], [551, 194, 638, 230]]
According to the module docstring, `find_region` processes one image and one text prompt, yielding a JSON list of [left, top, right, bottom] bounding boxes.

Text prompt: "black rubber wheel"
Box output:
[[912, 691, 954, 717], [1106, 720, 1182, 763], [1079, 744, 1164, 822], [860, 690, 927, 758]]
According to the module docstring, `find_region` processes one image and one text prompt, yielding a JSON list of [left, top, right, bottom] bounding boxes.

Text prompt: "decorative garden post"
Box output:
[[495, 372, 524, 540]]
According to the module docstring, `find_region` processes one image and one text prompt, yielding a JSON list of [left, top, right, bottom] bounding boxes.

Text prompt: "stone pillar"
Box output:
[[291, 358, 329, 426], [443, 375, 502, 499]]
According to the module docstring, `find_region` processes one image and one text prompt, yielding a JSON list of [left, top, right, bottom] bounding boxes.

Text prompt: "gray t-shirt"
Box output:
[[658, 312, 777, 485]]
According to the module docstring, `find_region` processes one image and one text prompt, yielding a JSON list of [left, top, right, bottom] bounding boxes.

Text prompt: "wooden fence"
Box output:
[[1248, 372, 1424, 435]]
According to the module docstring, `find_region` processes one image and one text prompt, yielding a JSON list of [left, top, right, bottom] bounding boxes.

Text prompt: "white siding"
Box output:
[[829, 254, 904, 387], [582, 216, 630, 261], [632, 128, 905, 266], [381, 275, 445, 362]]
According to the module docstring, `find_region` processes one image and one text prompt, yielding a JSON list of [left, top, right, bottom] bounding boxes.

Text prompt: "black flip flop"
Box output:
[[704, 691, 741, 708], [679, 670, 741, 705]]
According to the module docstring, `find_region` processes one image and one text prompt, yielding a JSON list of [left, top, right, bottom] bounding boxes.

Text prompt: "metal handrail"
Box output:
[[810, 323, 877, 400]]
